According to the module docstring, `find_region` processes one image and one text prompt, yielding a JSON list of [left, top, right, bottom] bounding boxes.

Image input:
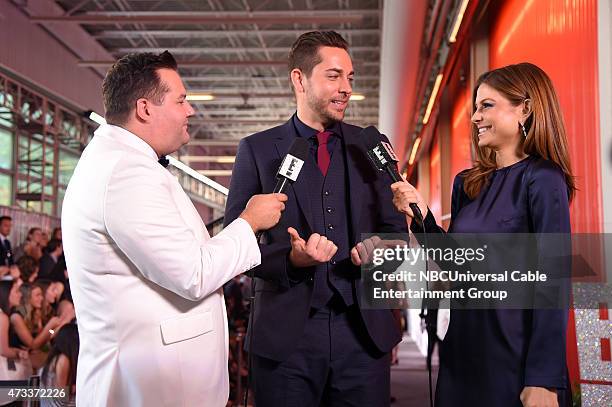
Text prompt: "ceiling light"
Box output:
[[167, 156, 228, 195], [87, 111, 106, 126], [181, 155, 235, 163], [423, 73, 443, 125], [186, 93, 215, 101], [449, 0, 469, 43], [350, 93, 366, 101], [408, 137, 421, 166]]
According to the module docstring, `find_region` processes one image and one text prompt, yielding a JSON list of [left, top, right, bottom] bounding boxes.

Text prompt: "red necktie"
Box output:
[[316, 131, 332, 176]]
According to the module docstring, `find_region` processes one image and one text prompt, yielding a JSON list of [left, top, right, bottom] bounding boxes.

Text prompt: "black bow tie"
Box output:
[[158, 156, 170, 168]]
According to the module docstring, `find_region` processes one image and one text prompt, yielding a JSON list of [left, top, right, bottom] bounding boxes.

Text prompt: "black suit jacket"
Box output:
[[224, 118, 408, 361], [0, 238, 13, 266], [39, 253, 58, 280]]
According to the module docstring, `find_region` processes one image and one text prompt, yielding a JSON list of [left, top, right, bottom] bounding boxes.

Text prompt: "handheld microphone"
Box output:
[[361, 126, 423, 222], [255, 137, 309, 241], [273, 138, 309, 193]]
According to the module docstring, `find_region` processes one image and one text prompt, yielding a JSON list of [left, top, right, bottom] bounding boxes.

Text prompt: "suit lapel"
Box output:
[[274, 120, 314, 231], [342, 123, 366, 244]]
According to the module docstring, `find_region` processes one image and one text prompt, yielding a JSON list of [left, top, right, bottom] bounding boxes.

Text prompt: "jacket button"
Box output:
[[330, 259, 337, 265], [328, 224, 334, 230], [326, 207, 333, 213], [324, 191, 330, 196]]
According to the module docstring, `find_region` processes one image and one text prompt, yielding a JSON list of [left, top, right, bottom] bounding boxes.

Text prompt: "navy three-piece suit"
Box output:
[[224, 115, 408, 406]]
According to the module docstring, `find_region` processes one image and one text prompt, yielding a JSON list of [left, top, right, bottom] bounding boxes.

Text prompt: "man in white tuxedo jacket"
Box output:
[[62, 51, 286, 406]]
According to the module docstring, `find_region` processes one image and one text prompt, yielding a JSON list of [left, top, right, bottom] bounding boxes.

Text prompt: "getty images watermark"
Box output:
[[359, 233, 611, 310]]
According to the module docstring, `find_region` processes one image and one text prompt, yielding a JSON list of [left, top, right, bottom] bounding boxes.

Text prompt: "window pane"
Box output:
[[0, 107, 13, 128], [0, 174, 11, 206], [42, 200, 52, 215], [59, 150, 78, 186], [57, 187, 65, 216], [0, 128, 13, 170]]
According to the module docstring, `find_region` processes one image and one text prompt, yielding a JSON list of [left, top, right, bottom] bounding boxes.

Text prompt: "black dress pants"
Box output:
[[252, 303, 391, 407]]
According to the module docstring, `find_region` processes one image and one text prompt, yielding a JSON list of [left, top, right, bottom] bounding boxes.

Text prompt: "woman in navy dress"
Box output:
[[391, 63, 576, 407]]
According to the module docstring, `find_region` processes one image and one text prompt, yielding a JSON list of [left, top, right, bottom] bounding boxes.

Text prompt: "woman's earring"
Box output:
[[519, 122, 527, 138]]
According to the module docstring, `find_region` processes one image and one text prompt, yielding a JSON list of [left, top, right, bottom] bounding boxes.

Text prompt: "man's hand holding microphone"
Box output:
[[239, 193, 288, 234]]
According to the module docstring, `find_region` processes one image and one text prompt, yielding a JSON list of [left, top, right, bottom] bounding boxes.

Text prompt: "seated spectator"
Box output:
[[0, 265, 18, 280], [8, 265, 20, 280], [38, 280, 75, 327], [40, 323, 78, 407], [16, 255, 38, 283], [0, 216, 14, 267], [40, 232, 49, 252], [39, 239, 63, 281], [10, 283, 62, 369], [51, 227, 62, 241], [0, 279, 31, 383], [14, 228, 44, 262]]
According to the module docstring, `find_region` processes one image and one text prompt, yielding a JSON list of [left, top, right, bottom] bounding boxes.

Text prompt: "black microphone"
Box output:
[[255, 137, 309, 240], [361, 126, 423, 222], [273, 137, 309, 193]]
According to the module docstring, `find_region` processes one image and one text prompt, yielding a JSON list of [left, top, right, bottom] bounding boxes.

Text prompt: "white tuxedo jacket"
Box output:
[[62, 124, 260, 406]]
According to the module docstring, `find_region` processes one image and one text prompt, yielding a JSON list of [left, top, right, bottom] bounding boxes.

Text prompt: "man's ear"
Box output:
[[290, 69, 305, 94], [135, 98, 151, 123]]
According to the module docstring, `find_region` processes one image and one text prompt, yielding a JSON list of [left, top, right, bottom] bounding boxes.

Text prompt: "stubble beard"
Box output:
[[307, 92, 345, 127]]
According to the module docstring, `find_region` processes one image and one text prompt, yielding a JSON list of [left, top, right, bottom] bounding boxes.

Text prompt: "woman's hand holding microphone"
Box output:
[[390, 180, 429, 222]]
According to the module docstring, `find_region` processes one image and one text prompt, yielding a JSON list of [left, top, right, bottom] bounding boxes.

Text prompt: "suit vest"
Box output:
[[306, 137, 355, 308]]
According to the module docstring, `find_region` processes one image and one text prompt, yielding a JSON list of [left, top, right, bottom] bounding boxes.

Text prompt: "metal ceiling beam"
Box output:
[[78, 59, 287, 68], [198, 170, 233, 176], [187, 88, 379, 95], [189, 117, 379, 124], [181, 156, 236, 163], [190, 119, 286, 124], [29, 10, 377, 24], [93, 29, 380, 39], [78, 60, 379, 68], [187, 140, 241, 146], [187, 92, 378, 99], [112, 46, 380, 54], [182, 75, 380, 82], [196, 107, 381, 115]]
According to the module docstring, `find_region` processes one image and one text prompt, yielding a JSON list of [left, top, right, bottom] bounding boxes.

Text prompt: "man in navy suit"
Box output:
[[0, 216, 14, 266], [224, 31, 408, 406]]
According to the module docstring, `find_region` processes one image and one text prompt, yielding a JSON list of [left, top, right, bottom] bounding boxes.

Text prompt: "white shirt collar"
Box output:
[[94, 124, 159, 162]]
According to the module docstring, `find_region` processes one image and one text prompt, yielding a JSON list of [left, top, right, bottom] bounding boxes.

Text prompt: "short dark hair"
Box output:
[[288, 31, 349, 79], [102, 51, 178, 126], [46, 238, 62, 252], [16, 255, 37, 282], [27, 227, 41, 237], [0, 216, 11, 224], [0, 280, 16, 314]]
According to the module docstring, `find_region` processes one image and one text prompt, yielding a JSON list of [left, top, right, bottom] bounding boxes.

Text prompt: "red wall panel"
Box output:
[[450, 85, 473, 188], [489, 0, 602, 233], [429, 132, 442, 221]]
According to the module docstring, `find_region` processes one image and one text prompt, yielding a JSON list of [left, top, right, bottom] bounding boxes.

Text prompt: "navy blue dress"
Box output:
[[411, 156, 571, 407]]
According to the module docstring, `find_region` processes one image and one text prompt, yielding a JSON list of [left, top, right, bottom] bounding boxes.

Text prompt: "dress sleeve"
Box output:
[[410, 171, 467, 235], [524, 159, 571, 389]]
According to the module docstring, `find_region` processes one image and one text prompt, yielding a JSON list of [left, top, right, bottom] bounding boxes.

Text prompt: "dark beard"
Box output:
[[307, 93, 344, 126]]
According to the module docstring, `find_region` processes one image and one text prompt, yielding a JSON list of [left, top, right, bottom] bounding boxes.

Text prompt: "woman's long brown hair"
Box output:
[[463, 63, 576, 201]]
